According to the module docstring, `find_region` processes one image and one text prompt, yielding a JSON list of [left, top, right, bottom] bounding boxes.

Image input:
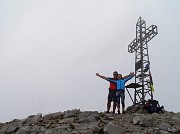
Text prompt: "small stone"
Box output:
[[74, 123, 89, 130], [133, 115, 140, 125], [144, 128, 154, 134], [105, 114, 115, 120], [78, 116, 97, 123], [59, 117, 75, 124], [152, 113, 159, 120], [159, 130, 170, 134], [101, 119, 110, 124]]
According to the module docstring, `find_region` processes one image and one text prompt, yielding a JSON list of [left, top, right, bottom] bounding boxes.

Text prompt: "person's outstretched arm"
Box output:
[[122, 74, 130, 79], [124, 72, 135, 82], [96, 73, 107, 79], [122, 72, 134, 79]]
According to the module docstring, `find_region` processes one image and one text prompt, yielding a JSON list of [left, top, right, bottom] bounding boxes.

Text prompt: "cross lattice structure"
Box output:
[[127, 17, 158, 105]]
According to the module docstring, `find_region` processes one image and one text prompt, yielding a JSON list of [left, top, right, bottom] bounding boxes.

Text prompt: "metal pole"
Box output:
[[139, 17, 145, 105]]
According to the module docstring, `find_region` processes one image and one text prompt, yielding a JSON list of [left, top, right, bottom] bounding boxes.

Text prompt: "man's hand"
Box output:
[[130, 72, 135, 75], [96, 73, 107, 79], [130, 72, 134, 75], [96, 73, 100, 76]]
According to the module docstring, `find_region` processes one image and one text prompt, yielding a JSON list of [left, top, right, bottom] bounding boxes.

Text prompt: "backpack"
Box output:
[[144, 99, 164, 114]]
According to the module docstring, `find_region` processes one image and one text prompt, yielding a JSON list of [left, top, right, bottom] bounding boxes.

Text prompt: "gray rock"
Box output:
[[44, 130, 53, 134], [172, 114, 180, 120], [0, 130, 6, 134], [31, 125, 41, 132], [144, 128, 160, 134], [105, 114, 115, 120], [152, 113, 159, 120], [88, 122, 99, 128], [133, 115, 140, 125], [19, 118, 27, 124], [158, 122, 176, 133], [159, 130, 170, 134], [144, 128, 154, 134], [139, 115, 153, 127], [27, 115, 35, 118], [128, 115, 133, 123], [3, 109, 180, 134], [78, 116, 97, 123], [132, 104, 141, 113], [0, 124, 8, 131], [54, 124, 71, 129], [72, 129, 93, 134], [154, 127, 160, 132], [0, 123, 3, 128], [43, 112, 63, 120], [16, 126, 32, 134], [74, 123, 90, 130], [104, 122, 125, 134], [101, 119, 110, 124], [93, 126, 102, 133], [80, 111, 99, 123], [77, 111, 91, 119], [132, 131, 144, 134], [6, 124, 19, 133], [39, 126, 47, 133], [1, 119, 23, 132], [88, 111, 99, 118], [70, 130, 78, 134], [59, 117, 75, 124], [26, 113, 42, 125], [48, 124, 71, 134], [63, 109, 80, 118], [74, 122, 98, 130]]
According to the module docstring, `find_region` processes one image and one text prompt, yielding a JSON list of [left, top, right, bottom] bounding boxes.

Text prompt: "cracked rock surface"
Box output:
[[0, 107, 180, 134]]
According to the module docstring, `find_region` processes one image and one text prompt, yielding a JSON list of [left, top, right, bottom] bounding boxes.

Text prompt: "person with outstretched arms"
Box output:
[[96, 71, 119, 114], [96, 72, 134, 114], [106, 72, 134, 114]]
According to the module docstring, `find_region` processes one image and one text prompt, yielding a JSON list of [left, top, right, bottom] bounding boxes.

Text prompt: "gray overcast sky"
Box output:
[[0, 0, 180, 122]]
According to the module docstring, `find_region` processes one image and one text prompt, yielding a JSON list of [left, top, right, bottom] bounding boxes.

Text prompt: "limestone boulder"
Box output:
[[104, 122, 125, 134]]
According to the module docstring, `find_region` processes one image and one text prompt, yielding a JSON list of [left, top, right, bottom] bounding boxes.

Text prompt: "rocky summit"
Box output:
[[0, 107, 180, 134]]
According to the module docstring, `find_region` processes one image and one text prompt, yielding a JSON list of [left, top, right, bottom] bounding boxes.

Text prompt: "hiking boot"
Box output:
[[122, 111, 125, 114], [118, 110, 121, 115], [113, 110, 115, 114], [106, 110, 109, 113]]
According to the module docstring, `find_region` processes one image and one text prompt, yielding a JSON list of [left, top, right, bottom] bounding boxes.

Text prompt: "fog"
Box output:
[[0, 0, 180, 122]]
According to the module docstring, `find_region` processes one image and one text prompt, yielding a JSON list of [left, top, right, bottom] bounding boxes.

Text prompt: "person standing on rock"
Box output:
[[96, 71, 119, 114], [96, 72, 134, 114], [106, 72, 134, 114]]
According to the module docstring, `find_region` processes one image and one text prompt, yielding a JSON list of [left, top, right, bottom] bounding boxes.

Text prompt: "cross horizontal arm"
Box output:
[[128, 38, 137, 53], [128, 25, 158, 53], [145, 25, 158, 43]]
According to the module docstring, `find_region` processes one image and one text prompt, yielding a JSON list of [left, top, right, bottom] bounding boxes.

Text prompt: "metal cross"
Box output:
[[128, 17, 158, 105]]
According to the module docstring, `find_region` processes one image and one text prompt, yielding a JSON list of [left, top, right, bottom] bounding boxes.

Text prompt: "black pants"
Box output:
[[108, 90, 117, 103]]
